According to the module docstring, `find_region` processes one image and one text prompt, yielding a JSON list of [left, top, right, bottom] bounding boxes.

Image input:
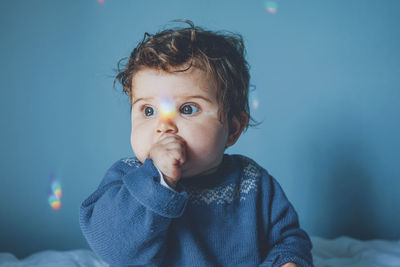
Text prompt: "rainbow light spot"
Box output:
[[54, 189, 62, 199], [250, 88, 260, 110], [252, 99, 260, 109], [48, 175, 62, 211], [159, 94, 176, 120], [48, 195, 61, 210], [265, 1, 278, 14], [98, 0, 104, 3], [51, 201, 61, 210]]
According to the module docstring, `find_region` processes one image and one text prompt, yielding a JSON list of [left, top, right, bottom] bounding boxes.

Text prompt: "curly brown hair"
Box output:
[[114, 20, 254, 129]]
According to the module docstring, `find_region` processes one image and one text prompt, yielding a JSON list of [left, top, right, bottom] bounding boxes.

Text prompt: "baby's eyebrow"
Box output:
[[132, 95, 212, 106], [132, 97, 152, 106], [183, 95, 212, 103]]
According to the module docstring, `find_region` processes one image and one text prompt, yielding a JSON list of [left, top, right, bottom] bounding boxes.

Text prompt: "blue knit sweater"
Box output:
[[80, 154, 313, 266]]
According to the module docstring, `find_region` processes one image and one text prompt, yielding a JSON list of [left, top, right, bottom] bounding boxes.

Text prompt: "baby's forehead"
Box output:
[[131, 67, 219, 100]]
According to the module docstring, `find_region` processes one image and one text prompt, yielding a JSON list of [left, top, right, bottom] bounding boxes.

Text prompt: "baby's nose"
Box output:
[[156, 118, 178, 134]]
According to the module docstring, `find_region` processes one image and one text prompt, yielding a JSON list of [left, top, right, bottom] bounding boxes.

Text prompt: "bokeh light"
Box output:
[[265, 1, 278, 14], [48, 174, 62, 211], [51, 181, 62, 199], [250, 87, 260, 110], [48, 195, 61, 210]]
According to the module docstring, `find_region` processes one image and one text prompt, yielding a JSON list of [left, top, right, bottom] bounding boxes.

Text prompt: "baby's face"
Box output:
[[130, 67, 231, 178]]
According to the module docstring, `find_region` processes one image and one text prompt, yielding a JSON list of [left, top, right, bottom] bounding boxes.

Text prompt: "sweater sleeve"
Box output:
[[260, 172, 313, 267], [79, 158, 188, 266]]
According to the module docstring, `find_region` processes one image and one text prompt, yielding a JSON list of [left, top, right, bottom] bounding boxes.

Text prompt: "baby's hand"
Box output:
[[280, 263, 299, 267], [148, 133, 186, 188]]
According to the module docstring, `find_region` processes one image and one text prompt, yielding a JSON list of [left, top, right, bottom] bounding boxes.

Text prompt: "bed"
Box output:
[[1, 236, 400, 267], [311, 236, 400, 267]]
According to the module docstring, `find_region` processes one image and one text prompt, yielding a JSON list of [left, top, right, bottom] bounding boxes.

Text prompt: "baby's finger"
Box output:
[[158, 133, 186, 145], [167, 147, 186, 166], [159, 159, 181, 181]]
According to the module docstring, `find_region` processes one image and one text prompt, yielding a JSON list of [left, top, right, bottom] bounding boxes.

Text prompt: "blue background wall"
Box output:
[[1, 0, 399, 258]]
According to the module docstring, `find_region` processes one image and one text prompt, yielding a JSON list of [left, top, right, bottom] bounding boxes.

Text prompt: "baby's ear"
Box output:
[[226, 112, 249, 148]]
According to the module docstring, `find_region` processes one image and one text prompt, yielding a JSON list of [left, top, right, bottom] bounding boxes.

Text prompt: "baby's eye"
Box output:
[[180, 104, 199, 115], [144, 106, 155, 117]]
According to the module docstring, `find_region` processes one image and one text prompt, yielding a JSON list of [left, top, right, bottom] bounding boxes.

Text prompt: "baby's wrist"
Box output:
[[163, 175, 177, 189], [155, 164, 177, 190]]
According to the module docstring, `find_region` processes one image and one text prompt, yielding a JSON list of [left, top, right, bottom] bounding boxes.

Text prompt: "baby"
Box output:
[[80, 21, 313, 267]]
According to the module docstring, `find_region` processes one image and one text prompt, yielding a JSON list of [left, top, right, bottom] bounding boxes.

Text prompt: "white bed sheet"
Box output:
[[311, 236, 400, 267], [0, 249, 107, 267], [1, 236, 400, 267]]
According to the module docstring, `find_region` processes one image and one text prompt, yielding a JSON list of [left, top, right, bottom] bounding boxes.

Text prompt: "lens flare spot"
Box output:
[[250, 88, 260, 110], [252, 99, 260, 110], [48, 174, 62, 211], [54, 189, 62, 199], [51, 181, 61, 193], [51, 201, 61, 210], [97, 0, 104, 4], [48, 195, 61, 210], [265, 1, 278, 14], [159, 94, 176, 120]]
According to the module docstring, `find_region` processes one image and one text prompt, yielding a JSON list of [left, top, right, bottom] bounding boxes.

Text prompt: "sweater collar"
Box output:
[[179, 154, 235, 188]]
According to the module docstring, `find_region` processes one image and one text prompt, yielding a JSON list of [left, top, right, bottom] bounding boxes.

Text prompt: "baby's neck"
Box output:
[[195, 165, 219, 177], [182, 156, 226, 180]]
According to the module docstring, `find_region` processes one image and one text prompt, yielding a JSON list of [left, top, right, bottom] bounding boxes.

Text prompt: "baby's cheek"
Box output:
[[130, 133, 135, 152], [131, 132, 149, 163], [132, 144, 147, 163], [189, 128, 225, 157]]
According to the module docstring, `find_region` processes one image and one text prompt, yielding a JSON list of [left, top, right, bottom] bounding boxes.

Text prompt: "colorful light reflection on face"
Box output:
[[159, 94, 176, 120], [48, 174, 62, 210]]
